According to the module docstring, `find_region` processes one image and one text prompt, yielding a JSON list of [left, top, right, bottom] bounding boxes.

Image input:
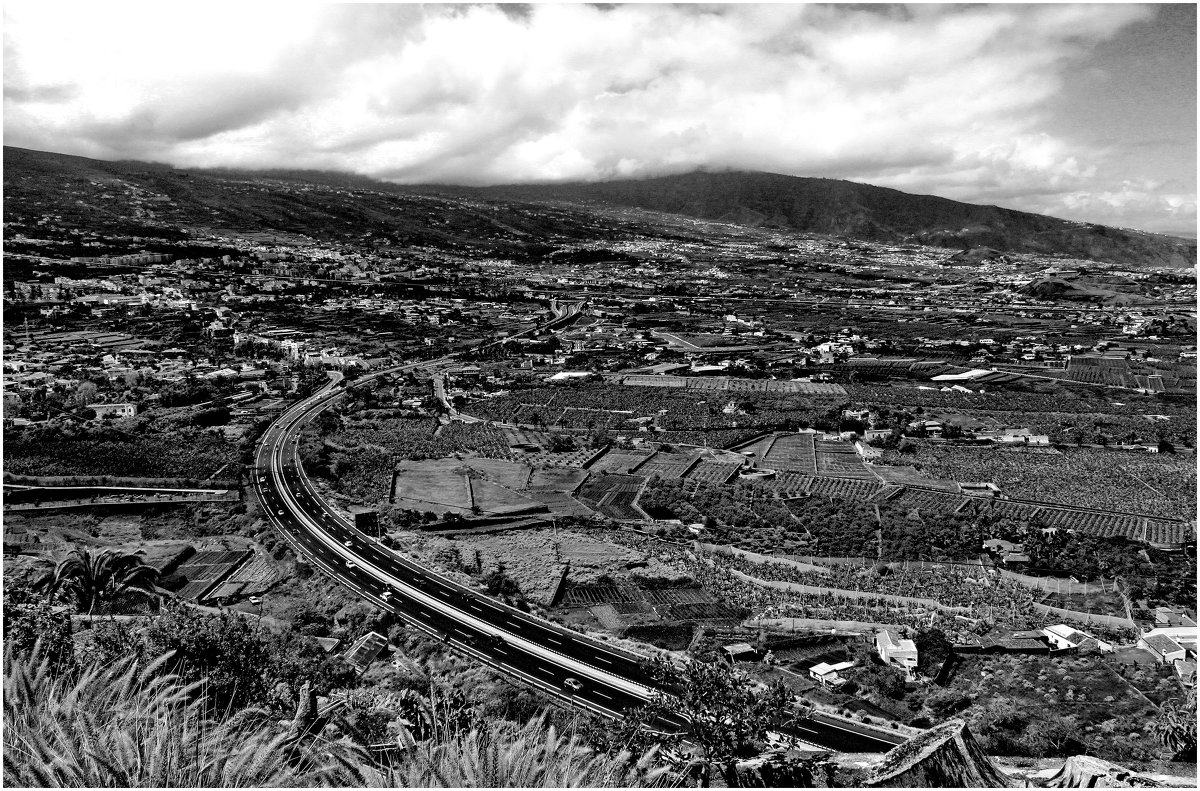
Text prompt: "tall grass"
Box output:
[[381, 714, 670, 788], [4, 645, 671, 788], [3, 644, 367, 788]]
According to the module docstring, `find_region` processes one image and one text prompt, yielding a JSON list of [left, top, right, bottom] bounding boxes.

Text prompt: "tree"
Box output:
[[2, 579, 76, 674], [593, 657, 796, 786], [72, 380, 98, 408], [914, 628, 952, 677], [46, 549, 160, 616], [1152, 689, 1197, 759]]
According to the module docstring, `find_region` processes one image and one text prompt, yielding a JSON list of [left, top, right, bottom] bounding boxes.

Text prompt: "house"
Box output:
[[1042, 624, 1114, 653], [1154, 607, 1197, 628], [1141, 626, 1198, 655], [809, 660, 856, 688], [88, 402, 137, 419], [1138, 631, 1190, 665], [876, 629, 919, 678], [854, 440, 883, 461]]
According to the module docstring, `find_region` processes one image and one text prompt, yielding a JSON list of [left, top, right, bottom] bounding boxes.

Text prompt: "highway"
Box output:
[[252, 367, 690, 733], [252, 329, 898, 752]]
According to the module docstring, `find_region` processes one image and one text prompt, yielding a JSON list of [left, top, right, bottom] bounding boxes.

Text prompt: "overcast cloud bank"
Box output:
[[4, 3, 1194, 233]]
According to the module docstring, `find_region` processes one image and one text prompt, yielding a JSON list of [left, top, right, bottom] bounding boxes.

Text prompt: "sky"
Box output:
[[3, 2, 1196, 234]]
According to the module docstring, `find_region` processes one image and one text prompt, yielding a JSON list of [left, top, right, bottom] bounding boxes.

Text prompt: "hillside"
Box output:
[[458, 170, 1196, 268], [4, 147, 1194, 268], [1, 146, 646, 256]]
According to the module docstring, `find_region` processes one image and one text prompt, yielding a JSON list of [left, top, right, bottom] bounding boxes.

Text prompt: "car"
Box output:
[[563, 678, 583, 693], [346, 561, 356, 570], [343, 539, 353, 548], [380, 591, 392, 602], [276, 509, 285, 515]]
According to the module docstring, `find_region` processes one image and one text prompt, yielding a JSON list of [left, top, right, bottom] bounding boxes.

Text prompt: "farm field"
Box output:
[[391, 460, 473, 513], [528, 467, 587, 491], [468, 478, 545, 515], [905, 443, 1196, 520], [468, 382, 847, 438], [459, 458, 532, 490], [333, 416, 512, 461], [814, 440, 875, 478], [391, 459, 542, 516], [3, 428, 241, 481], [942, 653, 1169, 762], [762, 432, 818, 473]]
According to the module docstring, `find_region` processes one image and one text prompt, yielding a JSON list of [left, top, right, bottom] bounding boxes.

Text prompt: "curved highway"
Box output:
[[254, 349, 900, 751], [253, 366, 689, 733]]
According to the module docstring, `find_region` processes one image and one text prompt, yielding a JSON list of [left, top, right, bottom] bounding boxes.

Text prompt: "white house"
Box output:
[[876, 629, 919, 678], [809, 660, 856, 688], [88, 402, 137, 419], [1042, 624, 1114, 654], [1138, 628, 1194, 665]]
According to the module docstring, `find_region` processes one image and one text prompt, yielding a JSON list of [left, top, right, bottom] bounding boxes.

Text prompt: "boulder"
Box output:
[[865, 718, 1011, 788]]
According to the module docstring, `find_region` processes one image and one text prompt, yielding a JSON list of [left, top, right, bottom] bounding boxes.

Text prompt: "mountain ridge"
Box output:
[[4, 146, 1194, 268], [444, 169, 1195, 268]]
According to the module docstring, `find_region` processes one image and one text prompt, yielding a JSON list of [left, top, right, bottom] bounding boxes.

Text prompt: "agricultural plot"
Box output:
[[871, 464, 957, 489], [4, 430, 242, 481], [594, 488, 645, 521], [528, 467, 587, 491], [1143, 520, 1196, 546], [640, 587, 717, 605], [762, 432, 818, 474], [562, 585, 631, 606], [806, 477, 887, 501], [459, 458, 532, 490], [728, 434, 775, 458], [907, 444, 1196, 521], [814, 441, 875, 479], [500, 427, 553, 449], [684, 459, 741, 484], [517, 447, 598, 468], [887, 487, 968, 512], [663, 601, 747, 621], [588, 449, 655, 475], [636, 451, 696, 480], [576, 473, 642, 504], [468, 478, 545, 516], [943, 653, 1161, 760], [205, 554, 279, 600], [170, 549, 252, 601], [760, 471, 816, 497], [392, 461, 473, 513]]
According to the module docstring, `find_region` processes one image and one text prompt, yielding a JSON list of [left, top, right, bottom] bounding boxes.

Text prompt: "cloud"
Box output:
[[3, 2, 1190, 232]]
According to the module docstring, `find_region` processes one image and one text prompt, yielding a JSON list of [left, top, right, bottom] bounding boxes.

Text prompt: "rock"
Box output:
[[1040, 755, 1164, 787], [286, 681, 317, 741], [865, 719, 1011, 788]]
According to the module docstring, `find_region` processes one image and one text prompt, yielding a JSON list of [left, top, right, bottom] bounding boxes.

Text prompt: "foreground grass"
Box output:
[[3, 646, 667, 788]]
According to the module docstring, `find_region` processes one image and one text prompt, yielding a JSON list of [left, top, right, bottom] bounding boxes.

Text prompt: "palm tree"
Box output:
[[48, 548, 160, 616]]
